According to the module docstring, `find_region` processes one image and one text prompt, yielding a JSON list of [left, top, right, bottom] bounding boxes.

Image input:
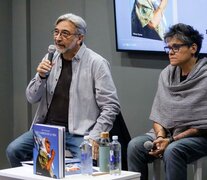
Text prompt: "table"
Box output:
[[0, 165, 140, 180]]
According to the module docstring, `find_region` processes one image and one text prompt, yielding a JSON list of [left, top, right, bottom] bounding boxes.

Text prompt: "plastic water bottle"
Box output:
[[99, 132, 110, 172], [109, 135, 121, 175], [80, 135, 93, 175]]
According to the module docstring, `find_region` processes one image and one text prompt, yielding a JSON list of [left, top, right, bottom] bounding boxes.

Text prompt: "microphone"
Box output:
[[144, 141, 163, 158], [45, 45, 56, 77], [47, 44, 56, 62], [143, 141, 154, 151]]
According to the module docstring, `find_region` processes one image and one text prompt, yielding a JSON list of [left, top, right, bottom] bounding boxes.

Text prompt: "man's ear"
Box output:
[[77, 35, 84, 45]]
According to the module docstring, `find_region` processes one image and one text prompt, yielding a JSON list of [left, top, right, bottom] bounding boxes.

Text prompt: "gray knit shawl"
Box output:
[[149, 57, 207, 130]]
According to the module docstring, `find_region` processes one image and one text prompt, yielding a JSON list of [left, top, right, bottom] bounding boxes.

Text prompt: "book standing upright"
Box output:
[[33, 124, 65, 179]]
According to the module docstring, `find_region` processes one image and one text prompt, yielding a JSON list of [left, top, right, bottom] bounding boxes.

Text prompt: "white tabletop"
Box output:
[[0, 165, 140, 180]]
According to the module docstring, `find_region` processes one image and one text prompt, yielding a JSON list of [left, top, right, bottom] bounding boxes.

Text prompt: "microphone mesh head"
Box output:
[[143, 141, 153, 150], [48, 44, 56, 53]]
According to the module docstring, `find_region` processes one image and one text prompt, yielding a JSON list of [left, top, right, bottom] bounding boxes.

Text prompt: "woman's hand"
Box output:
[[149, 137, 169, 158]]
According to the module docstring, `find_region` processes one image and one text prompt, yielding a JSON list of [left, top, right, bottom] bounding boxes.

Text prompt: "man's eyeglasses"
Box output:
[[52, 29, 79, 39], [164, 43, 190, 54]]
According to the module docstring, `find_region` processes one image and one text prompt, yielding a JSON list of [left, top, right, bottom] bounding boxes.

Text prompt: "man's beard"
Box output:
[[56, 46, 71, 54], [55, 40, 77, 54]]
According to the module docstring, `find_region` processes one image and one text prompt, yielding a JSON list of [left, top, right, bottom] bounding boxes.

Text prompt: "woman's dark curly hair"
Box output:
[[164, 23, 203, 57]]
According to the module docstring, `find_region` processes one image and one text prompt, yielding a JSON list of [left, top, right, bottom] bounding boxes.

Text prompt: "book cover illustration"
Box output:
[[33, 124, 65, 179]]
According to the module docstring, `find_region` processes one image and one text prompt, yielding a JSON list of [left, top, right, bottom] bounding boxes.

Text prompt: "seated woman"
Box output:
[[128, 23, 207, 180]]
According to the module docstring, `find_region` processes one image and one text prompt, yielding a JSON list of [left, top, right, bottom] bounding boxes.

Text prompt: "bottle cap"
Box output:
[[100, 132, 109, 138], [112, 135, 118, 140]]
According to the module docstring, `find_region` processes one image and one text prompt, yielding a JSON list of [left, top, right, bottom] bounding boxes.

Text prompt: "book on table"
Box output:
[[32, 123, 65, 179], [65, 158, 99, 175], [21, 158, 99, 176]]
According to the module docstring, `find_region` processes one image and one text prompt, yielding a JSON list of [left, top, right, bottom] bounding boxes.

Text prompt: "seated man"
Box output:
[[128, 23, 207, 180], [6, 13, 120, 167]]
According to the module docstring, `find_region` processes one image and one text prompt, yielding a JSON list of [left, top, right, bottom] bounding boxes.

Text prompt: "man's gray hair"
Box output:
[[55, 13, 87, 35]]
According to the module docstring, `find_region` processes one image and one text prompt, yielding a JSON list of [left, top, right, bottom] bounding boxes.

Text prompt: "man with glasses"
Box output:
[[6, 13, 120, 167], [128, 23, 207, 180]]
